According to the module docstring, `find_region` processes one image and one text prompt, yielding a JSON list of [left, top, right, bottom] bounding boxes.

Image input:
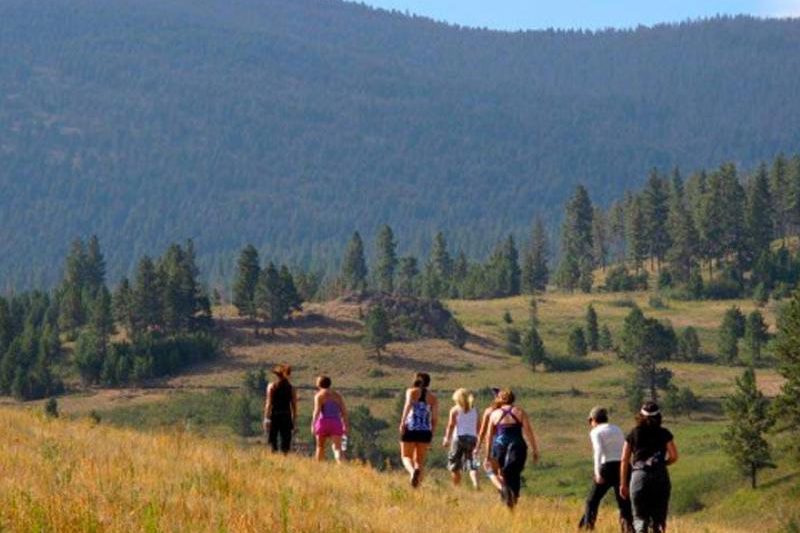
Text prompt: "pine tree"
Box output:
[[598, 325, 613, 351], [557, 185, 594, 291], [503, 235, 521, 296], [585, 304, 599, 351], [342, 232, 368, 293], [677, 327, 701, 362], [592, 207, 609, 272], [375, 225, 398, 293], [625, 195, 647, 273], [279, 265, 303, 319], [770, 154, 790, 242], [697, 170, 727, 277], [666, 169, 699, 282], [787, 155, 800, 237], [254, 262, 285, 336], [132, 256, 162, 334], [722, 367, 775, 488], [568, 326, 588, 357], [112, 278, 135, 334], [718, 308, 742, 365], [396, 256, 419, 296], [424, 232, 452, 298], [608, 200, 627, 263], [84, 235, 106, 296], [643, 169, 672, 270], [522, 217, 549, 293], [363, 305, 391, 359], [233, 245, 260, 320], [58, 238, 88, 332], [619, 307, 676, 400], [521, 325, 546, 372], [718, 163, 748, 269], [743, 310, 769, 364], [774, 289, 800, 460], [746, 164, 774, 267]]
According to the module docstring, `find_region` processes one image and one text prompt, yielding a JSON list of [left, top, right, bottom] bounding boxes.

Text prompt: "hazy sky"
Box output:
[[356, 1, 800, 30]]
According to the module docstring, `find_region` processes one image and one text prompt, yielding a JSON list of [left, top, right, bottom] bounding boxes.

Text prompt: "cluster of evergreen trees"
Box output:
[[67, 237, 217, 386], [232, 245, 303, 334], [333, 224, 549, 301], [557, 154, 800, 299], [0, 292, 63, 400]]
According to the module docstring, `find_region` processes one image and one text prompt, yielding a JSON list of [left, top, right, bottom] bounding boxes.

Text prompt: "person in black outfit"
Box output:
[[620, 402, 679, 533], [263, 364, 298, 454]]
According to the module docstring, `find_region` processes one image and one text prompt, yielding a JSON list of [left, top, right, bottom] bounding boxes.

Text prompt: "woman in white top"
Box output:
[[442, 388, 480, 488]]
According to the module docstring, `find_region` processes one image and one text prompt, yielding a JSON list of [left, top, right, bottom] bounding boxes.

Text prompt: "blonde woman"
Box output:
[[442, 388, 480, 488]]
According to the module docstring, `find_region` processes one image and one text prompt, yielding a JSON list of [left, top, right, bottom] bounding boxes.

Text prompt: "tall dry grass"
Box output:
[[0, 408, 743, 532]]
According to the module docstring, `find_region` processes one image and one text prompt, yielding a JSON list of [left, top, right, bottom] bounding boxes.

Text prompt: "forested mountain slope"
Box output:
[[2, 0, 800, 287]]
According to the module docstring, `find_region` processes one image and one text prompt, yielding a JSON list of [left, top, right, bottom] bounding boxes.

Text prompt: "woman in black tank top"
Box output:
[[264, 364, 298, 454]]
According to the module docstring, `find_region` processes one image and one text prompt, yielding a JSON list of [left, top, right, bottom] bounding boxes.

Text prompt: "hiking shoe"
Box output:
[[411, 468, 421, 488], [501, 485, 515, 508]]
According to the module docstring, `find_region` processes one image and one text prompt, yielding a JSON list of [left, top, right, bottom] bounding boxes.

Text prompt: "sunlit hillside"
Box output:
[[0, 407, 748, 532]]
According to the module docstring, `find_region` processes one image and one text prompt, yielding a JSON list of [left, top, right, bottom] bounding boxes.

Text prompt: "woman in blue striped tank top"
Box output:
[[398, 372, 439, 488]]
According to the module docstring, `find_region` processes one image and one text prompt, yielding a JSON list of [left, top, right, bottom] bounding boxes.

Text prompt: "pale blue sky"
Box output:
[[356, 0, 800, 30]]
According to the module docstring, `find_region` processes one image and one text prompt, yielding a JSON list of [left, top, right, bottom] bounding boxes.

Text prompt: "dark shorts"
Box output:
[[448, 435, 478, 472], [401, 429, 433, 443]]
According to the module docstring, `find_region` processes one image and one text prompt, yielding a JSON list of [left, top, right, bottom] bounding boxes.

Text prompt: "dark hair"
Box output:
[[414, 372, 431, 388], [317, 376, 331, 389], [635, 401, 662, 428], [592, 409, 609, 424]]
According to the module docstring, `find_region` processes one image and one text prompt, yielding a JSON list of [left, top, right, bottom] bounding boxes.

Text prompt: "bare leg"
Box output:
[[400, 442, 416, 476], [330, 435, 343, 464], [413, 444, 429, 482], [469, 469, 480, 489], [315, 435, 327, 462], [451, 470, 461, 486]]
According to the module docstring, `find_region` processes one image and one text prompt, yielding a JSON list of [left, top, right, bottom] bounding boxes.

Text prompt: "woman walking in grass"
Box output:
[[485, 389, 540, 508], [477, 387, 504, 492], [442, 388, 480, 489], [398, 372, 438, 488], [310, 375, 348, 464], [620, 402, 679, 533], [264, 364, 298, 454]]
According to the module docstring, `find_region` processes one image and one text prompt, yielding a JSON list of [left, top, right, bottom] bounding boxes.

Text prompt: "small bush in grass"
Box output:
[[648, 295, 668, 309], [609, 298, 637, 308], [367, 368, 386, 378], [44, 398, 58, 418], [567, 326, 588, 357], [505, 328, 522, 355], [544, 355, 600, 372], [502, 310, 513, 324]]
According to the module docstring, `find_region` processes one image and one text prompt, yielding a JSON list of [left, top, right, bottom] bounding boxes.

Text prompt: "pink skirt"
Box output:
[[314, 417, 344, 438]]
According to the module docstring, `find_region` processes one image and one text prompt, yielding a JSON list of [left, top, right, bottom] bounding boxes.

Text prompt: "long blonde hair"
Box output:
[[452, 388, 475, 412]]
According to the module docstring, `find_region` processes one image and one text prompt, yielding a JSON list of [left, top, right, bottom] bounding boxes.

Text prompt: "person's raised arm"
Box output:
[[521, 410, 540, 464], [443, 406, 457, 447], [666, 440, 679, 465], [310, 392, 321, 434], [620, 442, 632, 499], [398, 389, 413, 435]]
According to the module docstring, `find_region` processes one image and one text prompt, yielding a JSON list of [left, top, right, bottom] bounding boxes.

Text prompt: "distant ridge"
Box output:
[[1, 0, 799, 287]]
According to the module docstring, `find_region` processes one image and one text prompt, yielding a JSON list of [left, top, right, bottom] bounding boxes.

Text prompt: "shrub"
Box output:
[[502, 310, 513, 324], [567, 326, 588, 357], [505, 328, 522, 356], [657, 270, 673, 290], [544, 355, 600, 372], [704, 278, 743, 300], [677, 327, 701, 362], [648, 295, 668, 309], [44, 397, 59, 418], [604, 266, 648, 292], [230, 393, 256, 437], [609, 298, 637, 308]]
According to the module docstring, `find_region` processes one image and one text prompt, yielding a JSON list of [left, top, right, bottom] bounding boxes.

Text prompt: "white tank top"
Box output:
[[455, 408, 478, 438]]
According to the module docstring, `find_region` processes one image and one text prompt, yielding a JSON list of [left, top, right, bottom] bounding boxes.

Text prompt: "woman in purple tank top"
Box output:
[[311, 375, 349, 463]]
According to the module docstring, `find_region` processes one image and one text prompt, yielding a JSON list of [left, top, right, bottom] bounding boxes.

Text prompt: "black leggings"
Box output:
[[268, 414, 293, 453], [493, 437, 528, 498], [580, 461, 633, 529]]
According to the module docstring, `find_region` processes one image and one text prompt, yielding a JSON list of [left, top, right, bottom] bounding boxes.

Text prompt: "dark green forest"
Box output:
[[2, 0, 800, 288]]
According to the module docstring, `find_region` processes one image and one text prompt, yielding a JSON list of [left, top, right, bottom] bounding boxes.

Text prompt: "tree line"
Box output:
[[0, 237, 219, 400], [556, 153, 800, 300]]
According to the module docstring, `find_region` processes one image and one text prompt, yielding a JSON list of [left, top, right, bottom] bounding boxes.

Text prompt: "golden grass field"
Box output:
[[0, 407, 747, 533], [2, 290, 798, 531]]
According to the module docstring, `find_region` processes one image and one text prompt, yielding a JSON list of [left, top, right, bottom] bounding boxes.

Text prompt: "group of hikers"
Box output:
[[263, 364, 679, 533]]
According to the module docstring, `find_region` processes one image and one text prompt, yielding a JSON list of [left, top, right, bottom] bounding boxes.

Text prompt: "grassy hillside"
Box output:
[[0, 407, 755, 532], [21, 291, 796, 531], [3, 0, 800, 287]]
